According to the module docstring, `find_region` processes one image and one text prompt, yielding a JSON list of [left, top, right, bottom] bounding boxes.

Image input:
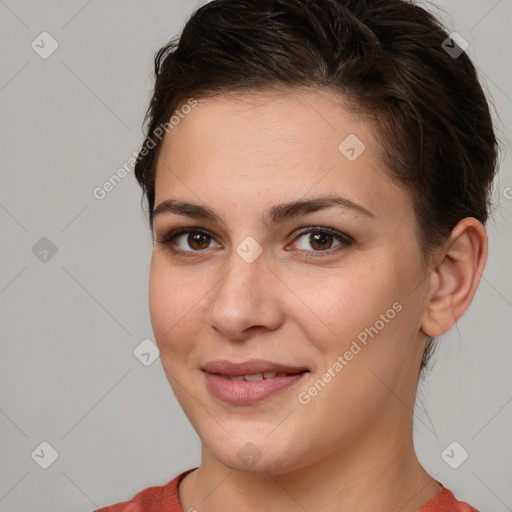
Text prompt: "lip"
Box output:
[[202, 359, 309, 405], [204, 372, 307, 405], [202, 359, 308, 377]]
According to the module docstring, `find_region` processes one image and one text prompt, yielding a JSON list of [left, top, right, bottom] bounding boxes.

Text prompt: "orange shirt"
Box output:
[[94, 469, 479, 512]]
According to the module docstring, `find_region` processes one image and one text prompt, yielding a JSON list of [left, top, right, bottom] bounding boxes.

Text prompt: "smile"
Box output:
[[202, 359, 309, 405]]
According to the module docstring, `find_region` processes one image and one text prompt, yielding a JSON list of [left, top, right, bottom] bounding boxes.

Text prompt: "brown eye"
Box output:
[[156, 228, 221, 253], [308, 231, 334, 251], [174, 231, 218, 251], [186, 232, 211, 250], [290, 227, 353, 254]]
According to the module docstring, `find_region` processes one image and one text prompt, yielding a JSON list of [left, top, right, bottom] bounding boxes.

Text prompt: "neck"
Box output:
[[179, 418, 441, 512]]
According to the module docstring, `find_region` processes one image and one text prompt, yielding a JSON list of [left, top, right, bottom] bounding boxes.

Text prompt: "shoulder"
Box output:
[[421, 486, 480, 512], [93, 469, 197, 512]]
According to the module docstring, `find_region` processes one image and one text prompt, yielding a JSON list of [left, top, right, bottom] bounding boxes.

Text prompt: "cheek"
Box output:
[[148, 256, 208, 415], [148, 255, 207, 357], [290, 263, 404, 350]]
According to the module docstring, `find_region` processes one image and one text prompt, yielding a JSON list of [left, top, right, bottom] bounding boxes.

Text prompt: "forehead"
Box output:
[[160, 89, 370, 157], [154, 89, 411, 223]]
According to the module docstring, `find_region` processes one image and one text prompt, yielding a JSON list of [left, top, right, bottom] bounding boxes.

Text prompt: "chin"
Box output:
[[215, 448, 294, 474], [202, 430, 306, 475]]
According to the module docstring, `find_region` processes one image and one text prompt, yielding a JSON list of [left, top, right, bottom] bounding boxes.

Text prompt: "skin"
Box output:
[[148, 88, 487, 512]]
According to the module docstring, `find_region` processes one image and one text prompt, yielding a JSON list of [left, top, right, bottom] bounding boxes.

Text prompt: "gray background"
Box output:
[[0, 1, 511, 511]]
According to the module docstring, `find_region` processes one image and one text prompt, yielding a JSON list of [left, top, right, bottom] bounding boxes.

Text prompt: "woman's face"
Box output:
[[149, 89, 430, 474]]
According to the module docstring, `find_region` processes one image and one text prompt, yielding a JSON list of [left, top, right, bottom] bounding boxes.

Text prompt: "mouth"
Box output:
[[202, 359, 309, 405], [215, 371, 302, 381]]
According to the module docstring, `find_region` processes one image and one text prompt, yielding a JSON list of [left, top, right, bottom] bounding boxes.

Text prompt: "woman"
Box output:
[[96, 0, 498, 510]]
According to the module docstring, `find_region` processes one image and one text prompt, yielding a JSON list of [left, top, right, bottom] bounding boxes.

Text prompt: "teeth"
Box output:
[[227, 372, 293, 381], [243, 373, 264, 381]]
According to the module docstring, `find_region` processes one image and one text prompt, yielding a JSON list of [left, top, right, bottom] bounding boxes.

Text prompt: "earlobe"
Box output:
[[420, 218, 488, 338]]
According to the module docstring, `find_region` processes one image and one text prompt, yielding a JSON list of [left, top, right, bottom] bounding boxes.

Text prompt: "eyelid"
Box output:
[[155, 227, 218, 247], [155, 225, 353, 255], [291, 226, 353, 245], [285, 226, 353, 258]]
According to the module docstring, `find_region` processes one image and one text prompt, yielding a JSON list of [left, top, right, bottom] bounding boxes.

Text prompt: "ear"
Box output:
[[421, 218, 488, 337]]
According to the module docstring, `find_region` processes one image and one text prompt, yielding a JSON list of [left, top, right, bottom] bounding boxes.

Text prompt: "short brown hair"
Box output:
[[135, 0, 499, 370]]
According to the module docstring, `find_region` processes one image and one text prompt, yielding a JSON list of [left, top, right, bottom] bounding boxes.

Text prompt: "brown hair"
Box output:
[[134, 0, 498, 370]]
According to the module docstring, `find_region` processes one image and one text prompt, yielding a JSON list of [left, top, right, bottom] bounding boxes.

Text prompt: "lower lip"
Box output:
[[204, 372, 307, 405]]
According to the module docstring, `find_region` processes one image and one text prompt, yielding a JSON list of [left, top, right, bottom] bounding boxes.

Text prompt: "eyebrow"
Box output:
[[151, 195, 375, 226]]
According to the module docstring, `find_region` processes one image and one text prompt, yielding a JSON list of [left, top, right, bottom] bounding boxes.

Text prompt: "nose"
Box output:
[[206, 248, 283, 341]]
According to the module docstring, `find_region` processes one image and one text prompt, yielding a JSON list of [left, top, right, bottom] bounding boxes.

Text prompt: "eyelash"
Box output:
[[155, 226, 354, 259]]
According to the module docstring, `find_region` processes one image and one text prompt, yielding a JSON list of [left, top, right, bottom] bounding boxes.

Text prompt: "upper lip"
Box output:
[[202, 359, 309, 377]]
